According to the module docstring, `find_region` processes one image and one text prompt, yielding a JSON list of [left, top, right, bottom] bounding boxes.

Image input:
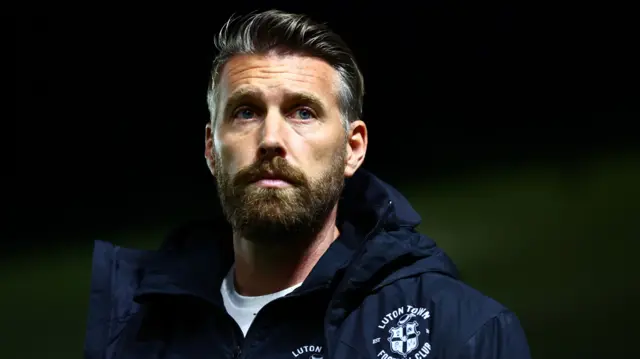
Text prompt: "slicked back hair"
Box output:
[[206, 10, 365, 132]]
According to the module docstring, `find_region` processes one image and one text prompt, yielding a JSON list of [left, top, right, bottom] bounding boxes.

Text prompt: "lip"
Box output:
[[253, 178, 291, 188]]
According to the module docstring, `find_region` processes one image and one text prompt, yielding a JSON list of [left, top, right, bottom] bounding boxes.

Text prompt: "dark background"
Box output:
[[7, 2, 639, 358]]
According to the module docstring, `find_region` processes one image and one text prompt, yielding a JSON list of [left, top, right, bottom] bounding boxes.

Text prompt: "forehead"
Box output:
[[218, 53, 340, 105]]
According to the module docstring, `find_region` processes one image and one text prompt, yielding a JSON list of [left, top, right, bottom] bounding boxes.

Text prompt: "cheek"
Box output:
[[307, 139, 345, 175], [304, 125, 342, 157], [218, 137, 256, 175], [216, 147, 238, 177]]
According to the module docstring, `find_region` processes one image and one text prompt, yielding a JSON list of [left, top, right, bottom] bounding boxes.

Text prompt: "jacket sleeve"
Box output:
[[456, 310, 531, 359], [84, 240, 147, 359]]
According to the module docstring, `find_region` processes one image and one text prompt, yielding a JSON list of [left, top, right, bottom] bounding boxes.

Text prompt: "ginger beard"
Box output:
[[213, 145, 346, 244]]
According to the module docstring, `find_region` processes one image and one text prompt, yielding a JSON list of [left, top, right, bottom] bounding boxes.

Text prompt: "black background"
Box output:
[[8, 2, 640, 358]]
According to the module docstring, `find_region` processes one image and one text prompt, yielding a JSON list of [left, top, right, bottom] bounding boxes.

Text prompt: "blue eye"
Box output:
[[294, 108, 314, 120], [235, 108, 255, 120]]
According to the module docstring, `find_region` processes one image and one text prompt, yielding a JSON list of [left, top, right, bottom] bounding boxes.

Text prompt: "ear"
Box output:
[[204, 122, 216, 175], [344, 120, 368, 178]]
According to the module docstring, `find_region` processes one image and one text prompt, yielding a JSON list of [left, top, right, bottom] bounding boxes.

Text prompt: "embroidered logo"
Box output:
[[373, 305, 431, 359], [291, 344, 323, 358]]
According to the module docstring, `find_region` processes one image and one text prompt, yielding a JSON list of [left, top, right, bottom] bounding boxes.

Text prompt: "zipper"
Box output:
[[214, 243, 340, 359], [232, 286, 330, 358], [220, 304, 245, 359], [232, 346, 242, 359]]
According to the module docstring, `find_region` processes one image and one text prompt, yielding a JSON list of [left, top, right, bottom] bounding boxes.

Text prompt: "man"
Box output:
[[84, 10, 531, 359]]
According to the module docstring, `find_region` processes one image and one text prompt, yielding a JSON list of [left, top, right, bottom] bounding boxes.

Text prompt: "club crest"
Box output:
[[372, 305, 432, 359]]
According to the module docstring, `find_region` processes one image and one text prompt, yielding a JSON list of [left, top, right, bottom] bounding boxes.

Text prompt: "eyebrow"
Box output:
[[222, 87, 329, 118]]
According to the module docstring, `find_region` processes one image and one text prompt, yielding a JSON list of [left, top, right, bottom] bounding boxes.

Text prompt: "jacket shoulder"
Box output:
[[416, 272, 510, 344], [84, 240, 151, 359]]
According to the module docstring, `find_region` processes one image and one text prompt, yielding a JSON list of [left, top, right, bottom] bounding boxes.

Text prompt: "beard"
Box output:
[[213, 147, 346, 244]]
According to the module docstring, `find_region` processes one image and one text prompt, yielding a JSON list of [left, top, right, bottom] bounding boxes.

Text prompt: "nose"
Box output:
[[257, 111, 287, 159]]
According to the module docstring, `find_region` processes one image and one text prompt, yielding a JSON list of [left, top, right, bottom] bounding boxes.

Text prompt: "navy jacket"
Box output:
[[84, 169, 531, 359]]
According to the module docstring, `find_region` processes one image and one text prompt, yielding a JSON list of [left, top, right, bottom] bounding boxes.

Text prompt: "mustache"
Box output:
[[232, 157, 307, 187]]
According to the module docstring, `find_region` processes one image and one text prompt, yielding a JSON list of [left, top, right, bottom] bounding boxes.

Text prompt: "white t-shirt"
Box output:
[[221, 265, 302, 336]]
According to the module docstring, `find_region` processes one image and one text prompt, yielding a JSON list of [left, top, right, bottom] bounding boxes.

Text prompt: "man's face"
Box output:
[[205, 53, 355, 242]]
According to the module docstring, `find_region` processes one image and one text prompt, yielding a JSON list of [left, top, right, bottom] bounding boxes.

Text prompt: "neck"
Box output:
[[232, 207, 340, 296]]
